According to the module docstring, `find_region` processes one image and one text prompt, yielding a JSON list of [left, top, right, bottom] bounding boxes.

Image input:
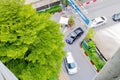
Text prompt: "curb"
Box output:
[[83, 51, 99, 72], [81, 47, 99, 73], [80, 0, 97, 6]]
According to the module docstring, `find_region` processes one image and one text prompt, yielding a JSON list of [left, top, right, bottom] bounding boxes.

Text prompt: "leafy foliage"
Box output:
[[38, 5, 62, 14], [61, 0, 69, 6], [0, 0, 65, 80], [82, 40, 105, 70], [85, 28, 95, 41], [68, 16, 75, 27]]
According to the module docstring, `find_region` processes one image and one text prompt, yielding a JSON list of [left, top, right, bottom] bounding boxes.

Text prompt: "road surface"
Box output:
[[83, 0, 120, 30]]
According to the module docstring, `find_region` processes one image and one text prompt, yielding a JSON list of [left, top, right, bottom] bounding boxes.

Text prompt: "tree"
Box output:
[[0, 0, 65, 80], [85, 28, 95, 41], [88, 41, 96, 52], [61, 0, 69, 7], [68, 16, 75, 27]]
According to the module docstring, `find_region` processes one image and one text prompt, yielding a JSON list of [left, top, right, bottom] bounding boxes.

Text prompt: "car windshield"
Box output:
[[101, 17, 105, 20], [70, 32, 76, 36], [92, 19, 97, 24], [70, 32, 77, 38], [67, 36, 74, 42], [68, 63, 76, 69], [117, 13, 120, 18], [74, 29, 82, 34], [97, 21, 103, 24]]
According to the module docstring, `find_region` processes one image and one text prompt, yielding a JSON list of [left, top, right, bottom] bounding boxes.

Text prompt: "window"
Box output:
[[36, 5, 49, 11], [68, 63, 76, 69]]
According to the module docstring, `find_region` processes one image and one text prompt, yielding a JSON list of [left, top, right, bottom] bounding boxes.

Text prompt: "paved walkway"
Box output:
[[80, 0, 91, 3], [59, 68, 69, 80]]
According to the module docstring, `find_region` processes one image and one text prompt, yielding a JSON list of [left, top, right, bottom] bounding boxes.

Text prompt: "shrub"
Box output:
[[68, 16, 75, 27], [38, 5, 62, 14], [82, 41, 105, 70]]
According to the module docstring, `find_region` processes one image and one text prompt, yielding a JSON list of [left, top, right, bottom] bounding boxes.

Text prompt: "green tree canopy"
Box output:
[[85, 28, 95, 41], [0, 0, 65, 80], [61, 0, 69, 6]]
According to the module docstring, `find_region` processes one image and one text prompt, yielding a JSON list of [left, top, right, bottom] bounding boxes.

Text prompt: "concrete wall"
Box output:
[[94, 48, 120, 80], [0, 61, 18, 80]]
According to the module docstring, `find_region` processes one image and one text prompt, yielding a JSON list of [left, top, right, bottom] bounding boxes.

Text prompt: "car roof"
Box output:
[[66, 33, 75, 39], [66, 52, 74, 63], [70, 31, 77, 37], [74, 27, 83, 33], [116, 13, 120, 17], [94, 17, 104, 22]]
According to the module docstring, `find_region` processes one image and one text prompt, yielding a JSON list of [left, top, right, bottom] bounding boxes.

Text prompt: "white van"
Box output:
[[65, 52, 78, 74]]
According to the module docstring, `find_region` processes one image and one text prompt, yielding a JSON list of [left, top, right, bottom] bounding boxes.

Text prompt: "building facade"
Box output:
[[25, 0, 61, 11], [94, 48, 120, 80]]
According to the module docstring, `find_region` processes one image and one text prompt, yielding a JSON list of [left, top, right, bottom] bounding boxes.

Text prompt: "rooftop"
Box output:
[[93, 23, 120, 60], [25, 0, 60, 8]]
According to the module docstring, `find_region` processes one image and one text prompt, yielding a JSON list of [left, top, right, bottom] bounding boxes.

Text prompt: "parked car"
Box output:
[[64, 52, 78, 74], [90, 16, 107, 28], [65, 27, 84, 44], [112, 13, 120, 21]]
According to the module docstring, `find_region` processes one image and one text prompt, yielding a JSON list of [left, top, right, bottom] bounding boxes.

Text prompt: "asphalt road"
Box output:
[[52, 2, 97, 80], [52, 10, 97, 80], [83, 0, 120, 30], [61, 0, 120, 80], [64, 37, 97, 80], [52, 0, 120, 79], [62, 8, 97, 80]]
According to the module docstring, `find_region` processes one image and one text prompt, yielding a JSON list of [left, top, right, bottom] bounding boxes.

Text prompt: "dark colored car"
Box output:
[[112, 13, 120, 21], [65, 27, 84, 44]]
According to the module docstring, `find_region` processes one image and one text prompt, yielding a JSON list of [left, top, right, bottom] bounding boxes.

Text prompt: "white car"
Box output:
[[90, 16, 107, 28], [64, 52, 78, 74]]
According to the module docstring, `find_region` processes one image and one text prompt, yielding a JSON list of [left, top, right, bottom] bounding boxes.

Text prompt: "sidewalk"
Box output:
[[59, 68, 69, 80], [80, 0, 91, 3]]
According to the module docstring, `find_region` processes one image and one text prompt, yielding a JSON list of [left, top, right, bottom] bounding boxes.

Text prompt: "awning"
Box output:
[[59, 16, 69, 25]]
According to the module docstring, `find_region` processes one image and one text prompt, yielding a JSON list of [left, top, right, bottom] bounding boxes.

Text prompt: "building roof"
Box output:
[[0, 72, 4, 80], [59, 16, 69, 25], [93, 23, 120, 60], [25, 0, 60, 8], [25, 0, 40, 4]]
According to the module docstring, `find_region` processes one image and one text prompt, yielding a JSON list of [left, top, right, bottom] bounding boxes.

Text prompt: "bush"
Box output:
[[38, 5, 62, 14], [68, 16, 75, 27], [82, 41, 105, 70]]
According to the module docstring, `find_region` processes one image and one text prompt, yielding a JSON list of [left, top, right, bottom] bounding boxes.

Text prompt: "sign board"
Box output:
[[82, 40, 89, 50]]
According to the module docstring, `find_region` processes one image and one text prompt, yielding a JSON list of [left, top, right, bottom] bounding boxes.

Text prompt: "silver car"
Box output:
[[64, 52, 78, 74]]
